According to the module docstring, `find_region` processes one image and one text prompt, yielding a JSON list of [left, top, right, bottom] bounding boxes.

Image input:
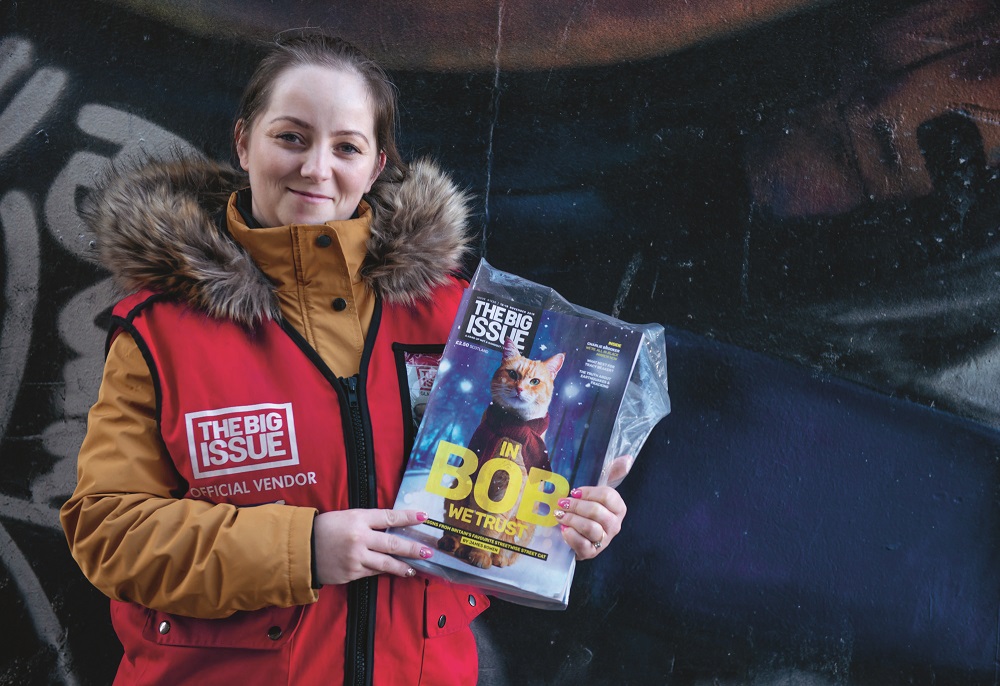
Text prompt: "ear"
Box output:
[[365, 150, 387, 192], [545, 353, 565, 377], [502, 338, 520, 361], [234, 120, 251, 172]]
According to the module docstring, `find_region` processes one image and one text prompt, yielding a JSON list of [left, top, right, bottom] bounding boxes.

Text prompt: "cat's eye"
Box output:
[[529, 378, 540, 386], [507, 370, 518, 380]]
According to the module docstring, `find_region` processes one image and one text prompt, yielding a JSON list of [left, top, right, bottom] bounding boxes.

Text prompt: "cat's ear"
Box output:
[[545, 353, 565, 376], [502, 338, 520, 361]]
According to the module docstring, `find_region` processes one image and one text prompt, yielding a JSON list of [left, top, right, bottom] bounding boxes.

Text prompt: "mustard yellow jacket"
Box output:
[[60, 158, 472, 619]]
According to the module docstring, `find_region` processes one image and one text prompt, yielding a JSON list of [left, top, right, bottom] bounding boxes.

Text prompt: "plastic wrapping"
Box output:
[[391, 259, 670, 609]]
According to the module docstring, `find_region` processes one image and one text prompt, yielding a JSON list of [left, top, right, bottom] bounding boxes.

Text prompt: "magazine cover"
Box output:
[[391, 260, 670, 609]]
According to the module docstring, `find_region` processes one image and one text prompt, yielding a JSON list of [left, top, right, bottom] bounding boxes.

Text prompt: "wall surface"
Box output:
[[2, 0, 999, 684]]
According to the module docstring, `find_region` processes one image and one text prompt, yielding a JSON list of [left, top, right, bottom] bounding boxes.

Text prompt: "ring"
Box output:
[[593, 531, 606, 550]]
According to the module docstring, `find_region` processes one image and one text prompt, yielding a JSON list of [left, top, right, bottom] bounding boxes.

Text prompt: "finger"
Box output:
[[605, 454, 633, 486], [556, 493, 624, 537], [568, 486, 627, 520], [361, 551, 422, 579], [560, 524, 603, 560], [368, 508, 429, 530], [359, 533, 435, 580], [555, 493, 611, 542], [370, 530, 435, 561], [557, 509, 608, 545]]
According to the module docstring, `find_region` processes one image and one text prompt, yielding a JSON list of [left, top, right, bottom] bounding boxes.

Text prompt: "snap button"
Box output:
[[468, 594, 476, 607], [315, 234, 332, 248], [158, 621, 170, 635], [267, 626, 283, 641], [437, 614, 447, 629], [332, 297, 347, 311]]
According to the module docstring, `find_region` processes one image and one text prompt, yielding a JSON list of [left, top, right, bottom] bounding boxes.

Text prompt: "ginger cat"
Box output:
[[437, 338, 565, 569]]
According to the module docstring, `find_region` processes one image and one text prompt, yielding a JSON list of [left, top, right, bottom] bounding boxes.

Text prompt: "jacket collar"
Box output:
[[225, 193, 373, 300], [85, 157, 473, 327], [231, 187, 362, 228]]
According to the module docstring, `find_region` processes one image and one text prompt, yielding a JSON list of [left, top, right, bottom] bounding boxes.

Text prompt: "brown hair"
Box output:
[[234, 32, 406, 188]]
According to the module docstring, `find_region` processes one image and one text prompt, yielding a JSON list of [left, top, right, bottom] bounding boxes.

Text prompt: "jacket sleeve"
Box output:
[[60, 332, 320, 619]]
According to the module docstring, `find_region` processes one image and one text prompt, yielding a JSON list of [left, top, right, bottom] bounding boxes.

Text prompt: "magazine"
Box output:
[[391, 259, 670, 609]]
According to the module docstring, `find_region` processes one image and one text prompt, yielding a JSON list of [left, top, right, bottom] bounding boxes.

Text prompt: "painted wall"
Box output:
[[2, 0, 998, 683]]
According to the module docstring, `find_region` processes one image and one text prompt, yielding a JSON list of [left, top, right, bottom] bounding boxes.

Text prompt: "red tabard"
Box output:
[[104, 280, 488, 686]]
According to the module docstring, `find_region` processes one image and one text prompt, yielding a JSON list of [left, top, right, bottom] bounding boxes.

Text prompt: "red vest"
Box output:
[[106, 282, 487, 686]]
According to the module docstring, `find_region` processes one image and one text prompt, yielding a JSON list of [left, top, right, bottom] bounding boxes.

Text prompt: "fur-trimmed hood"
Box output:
[[85, 156, 473, 327]]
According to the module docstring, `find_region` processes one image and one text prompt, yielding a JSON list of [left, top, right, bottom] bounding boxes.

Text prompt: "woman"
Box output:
[[60, 33, 627, 685]]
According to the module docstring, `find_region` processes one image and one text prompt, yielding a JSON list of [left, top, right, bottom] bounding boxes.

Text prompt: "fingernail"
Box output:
[[558, 498, 571, 510], [570, 488, 583, 499], [560, 525, 569, 532], [419, 547, 433, 559], [405, 567, 416, 577], [554, 510, 565, 520], [416, 512, 428, 522]]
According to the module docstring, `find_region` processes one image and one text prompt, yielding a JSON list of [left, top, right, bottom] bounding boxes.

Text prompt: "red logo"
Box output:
[[185, 403, 299, 479], [416, 365, 438, 392]]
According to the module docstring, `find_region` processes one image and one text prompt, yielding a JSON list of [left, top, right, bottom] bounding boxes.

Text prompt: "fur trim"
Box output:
[[364, 158, 473, 305], [85, 157, 473, 325]]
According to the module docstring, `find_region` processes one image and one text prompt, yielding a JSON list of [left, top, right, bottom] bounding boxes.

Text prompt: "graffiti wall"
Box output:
[[2, 0, 998, 683]]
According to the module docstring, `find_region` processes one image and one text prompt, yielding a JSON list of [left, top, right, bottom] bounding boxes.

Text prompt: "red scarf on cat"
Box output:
[[467, 403, 552, 472]]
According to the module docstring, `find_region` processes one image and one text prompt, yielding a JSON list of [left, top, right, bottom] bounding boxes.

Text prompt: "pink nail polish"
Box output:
[[560, 524, 569, 532], [558, 498, 571, 510], [570, 488, 583, 499], [419, 548, 433, 559], [416, 512, 428, 522]]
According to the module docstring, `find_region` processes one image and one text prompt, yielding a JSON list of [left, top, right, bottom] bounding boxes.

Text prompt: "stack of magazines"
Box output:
[[391, 259, 671, 609]]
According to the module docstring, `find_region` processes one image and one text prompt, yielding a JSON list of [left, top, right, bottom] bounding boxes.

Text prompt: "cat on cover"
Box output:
[[437, 338, 565, 568]]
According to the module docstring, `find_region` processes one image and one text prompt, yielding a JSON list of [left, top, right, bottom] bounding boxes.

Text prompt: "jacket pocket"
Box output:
[[391, 343, 444, 457], [423, 578, 489, 639], [141, 604, 304, 650]]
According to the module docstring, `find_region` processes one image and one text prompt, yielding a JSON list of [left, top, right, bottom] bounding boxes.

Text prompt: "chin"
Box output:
[[504, 398, 536, 415], [285, 211, 337, 225]]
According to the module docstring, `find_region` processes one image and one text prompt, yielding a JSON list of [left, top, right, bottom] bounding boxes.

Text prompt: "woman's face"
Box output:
[[236, 64, 386, 227]]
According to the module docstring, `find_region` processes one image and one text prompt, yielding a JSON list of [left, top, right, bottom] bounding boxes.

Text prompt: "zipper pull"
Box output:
[[345, 375, 359, 405]]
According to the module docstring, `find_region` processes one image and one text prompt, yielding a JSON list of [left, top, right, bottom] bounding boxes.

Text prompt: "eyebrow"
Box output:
[[268, 116, 371, 143]]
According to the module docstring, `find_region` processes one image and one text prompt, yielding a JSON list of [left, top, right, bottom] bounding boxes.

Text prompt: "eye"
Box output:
[[506, 370, 518, 381], [275, 132, 304, 144], [336, 142, 362, 155], [528, 378, 540, 386]]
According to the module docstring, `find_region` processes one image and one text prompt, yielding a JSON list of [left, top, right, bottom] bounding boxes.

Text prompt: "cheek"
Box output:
[[251, 156, 298, 193], [348, 167, 375, 192]]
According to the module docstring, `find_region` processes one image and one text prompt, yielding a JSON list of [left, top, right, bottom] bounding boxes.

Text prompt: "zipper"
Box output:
[[341, 374, 377, 686], [344, 376, 371, 508], [275, 314, 383, 686]]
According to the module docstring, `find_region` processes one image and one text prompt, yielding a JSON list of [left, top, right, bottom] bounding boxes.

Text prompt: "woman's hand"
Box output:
[[557, 455, 631, 560], [313, 508, 435, 586]]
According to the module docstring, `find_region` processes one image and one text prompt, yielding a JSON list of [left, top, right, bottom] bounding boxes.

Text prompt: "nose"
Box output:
[[300, 145, 333, 182]]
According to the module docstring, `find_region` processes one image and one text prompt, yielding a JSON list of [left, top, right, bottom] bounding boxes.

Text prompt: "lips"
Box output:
[[289, 189, 332, 203]]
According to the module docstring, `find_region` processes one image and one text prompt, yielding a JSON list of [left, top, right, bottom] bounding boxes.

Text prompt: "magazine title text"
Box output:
[[425, 439, 570, 527], [459, 292, 540, 354]]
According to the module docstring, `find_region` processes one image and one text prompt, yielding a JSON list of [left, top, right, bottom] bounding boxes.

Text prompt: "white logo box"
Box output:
[[185, 402, 300, 479]]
